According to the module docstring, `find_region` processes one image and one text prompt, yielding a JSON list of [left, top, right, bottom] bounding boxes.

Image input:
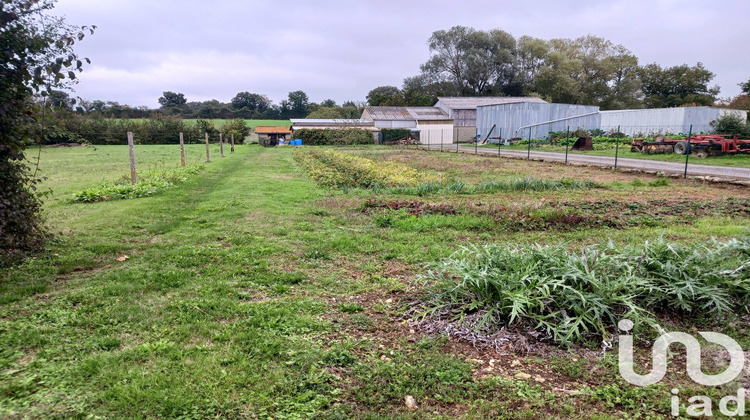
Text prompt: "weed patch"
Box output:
[[73, 165, 203, 202], [293, 148, 440, 189]]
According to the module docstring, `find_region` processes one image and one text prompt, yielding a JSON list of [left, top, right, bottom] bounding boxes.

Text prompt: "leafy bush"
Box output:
[[415, 237, 750, 344], [73, 165, 203, 202], [714, 113, 750, 137], [0, 156, 49, 266], [293, 128, 373, 146], [220, 118, 250, 144]]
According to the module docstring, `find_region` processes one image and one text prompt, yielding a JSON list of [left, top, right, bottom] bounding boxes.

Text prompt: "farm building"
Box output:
[[360, 106, 454, 143], [475, 102, 600, 141], [434, 96, 547, 142], [600, 107, 749, 136], [255, 126, 293, 143]]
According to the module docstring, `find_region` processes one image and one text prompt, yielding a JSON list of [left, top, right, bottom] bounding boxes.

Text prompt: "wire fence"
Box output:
[[413, 123, 750, 180]]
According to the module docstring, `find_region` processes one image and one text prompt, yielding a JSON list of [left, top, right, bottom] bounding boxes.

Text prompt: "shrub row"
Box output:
[[292, 128, 373, 146], [46, 116, 249, 145]]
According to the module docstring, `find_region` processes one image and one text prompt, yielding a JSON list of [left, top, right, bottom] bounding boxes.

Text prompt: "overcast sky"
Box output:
[[55, 0, 750, 108]]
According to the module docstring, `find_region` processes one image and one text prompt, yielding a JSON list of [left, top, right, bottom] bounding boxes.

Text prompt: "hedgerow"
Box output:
[[292, 128, 373, 146]]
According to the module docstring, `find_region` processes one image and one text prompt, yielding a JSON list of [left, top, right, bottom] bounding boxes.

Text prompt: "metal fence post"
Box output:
[[475, 136, 478, 155], [564, 126, 570, 164], [527, 127, 532, 160], [614, 125, 620, 170], [684, 125, 692, 179]]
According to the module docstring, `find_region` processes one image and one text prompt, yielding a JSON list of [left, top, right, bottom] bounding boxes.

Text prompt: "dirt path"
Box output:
[[422, 143, 750, 183]]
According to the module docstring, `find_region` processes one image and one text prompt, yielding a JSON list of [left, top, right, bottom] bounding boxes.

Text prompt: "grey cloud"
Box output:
[[56, 0, 750, 107]]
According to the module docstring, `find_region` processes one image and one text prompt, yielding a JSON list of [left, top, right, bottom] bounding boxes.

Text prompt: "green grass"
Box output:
[[2, 145, 750, 418]]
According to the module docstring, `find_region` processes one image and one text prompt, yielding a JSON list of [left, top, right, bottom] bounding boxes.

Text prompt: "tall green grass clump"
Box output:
[[417, 237, 750, 344]]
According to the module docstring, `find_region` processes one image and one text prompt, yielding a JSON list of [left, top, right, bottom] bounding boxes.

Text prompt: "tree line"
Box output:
[[368, 26, 749, 112], [51, 89, 366, 120]]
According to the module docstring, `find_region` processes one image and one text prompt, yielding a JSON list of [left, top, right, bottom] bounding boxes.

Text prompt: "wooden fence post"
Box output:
[[127, 131, 137, 185], [179, 132, 186, 166], [231, 134, 235, 153], [220, 133, 225, 157], [205, 132, 210, 162]]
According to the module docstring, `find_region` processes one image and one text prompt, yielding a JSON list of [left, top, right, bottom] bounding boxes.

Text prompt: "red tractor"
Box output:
[[631, 134, 750, 158]]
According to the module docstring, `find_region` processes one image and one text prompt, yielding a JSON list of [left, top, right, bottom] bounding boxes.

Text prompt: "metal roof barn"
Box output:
[[600, 107, 749, 136], [476, 102, 600, 141], [435, 96, 547, 127], [361, 106, 452, 129]]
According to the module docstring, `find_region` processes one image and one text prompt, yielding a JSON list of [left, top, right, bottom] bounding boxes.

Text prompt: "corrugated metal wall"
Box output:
[[452, 109, 476, 127], [476, 103, 600, 140], [600, 107, 749, 136]]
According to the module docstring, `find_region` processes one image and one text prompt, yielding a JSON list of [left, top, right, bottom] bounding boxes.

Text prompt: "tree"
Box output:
[[402, 74, 458, 105], [279, 90, 310, 118], [638, 62, 719, 108], [158, 91, 187, 108], [533, 35, 641, 109], [418, 26, 518, 96], [230, 92, 271, 114], [48, 90, 72, 110], [366, 86, 405, 106], [516, 36, 549, 95], [220, 118, 250, 143], [306, 107, 348, 119], [740, 77, 750, 95], [319, 99, 337, 107], [0, 0, 93, 264]]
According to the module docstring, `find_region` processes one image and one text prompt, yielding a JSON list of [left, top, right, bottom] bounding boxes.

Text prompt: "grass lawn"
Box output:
[[479, 142, 750, 168], [2, 144, 750, 418]]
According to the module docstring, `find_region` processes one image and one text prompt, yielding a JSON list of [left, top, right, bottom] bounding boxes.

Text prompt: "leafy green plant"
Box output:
[[72, 164, 203, 202], [339, 303, 364, 313], [415, 237, 750, 344]]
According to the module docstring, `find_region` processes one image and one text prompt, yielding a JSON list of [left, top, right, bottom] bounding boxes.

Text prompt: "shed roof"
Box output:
[[364, 106, 451, 121], [255, 126, 292, 134], [437, 96, 547, 110]]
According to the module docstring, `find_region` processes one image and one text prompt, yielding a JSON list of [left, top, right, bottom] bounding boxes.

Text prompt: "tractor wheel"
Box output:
[[674, 141, 689, 155]]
